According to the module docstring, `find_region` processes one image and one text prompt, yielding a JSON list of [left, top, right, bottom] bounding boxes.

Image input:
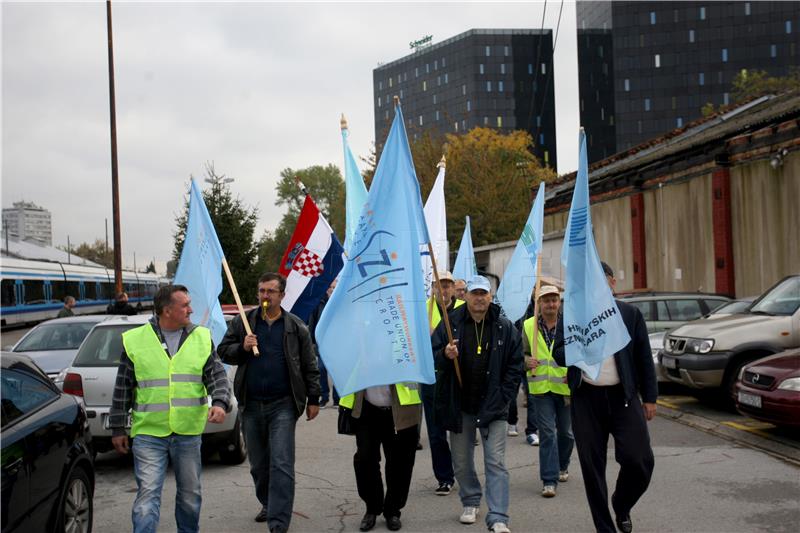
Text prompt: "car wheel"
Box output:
[[58, 466, 93, 533], [218, 416, 247, 465]]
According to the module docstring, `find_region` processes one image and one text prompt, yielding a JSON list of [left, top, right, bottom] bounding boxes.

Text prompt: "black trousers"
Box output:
[[571, 383, 654, 533], [353, 400, 418, 518]]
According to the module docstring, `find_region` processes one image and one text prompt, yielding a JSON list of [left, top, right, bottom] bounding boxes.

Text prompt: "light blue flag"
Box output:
[[316, 103, 434, 396], [560, 129, 630, 379], [496, 182, 546, 323], [174, 179, 227, 345], [452, 216, 477, 282], [342, 119, 369, 254]]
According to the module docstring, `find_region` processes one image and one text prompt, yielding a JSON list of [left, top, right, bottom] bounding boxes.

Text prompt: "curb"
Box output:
[[656, 403, 800, 467]]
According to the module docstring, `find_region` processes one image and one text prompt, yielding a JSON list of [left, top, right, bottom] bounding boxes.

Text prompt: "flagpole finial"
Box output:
[[437, 154, 446, 169], [393, 95, 400, 107], [340, 113, 348, 131]]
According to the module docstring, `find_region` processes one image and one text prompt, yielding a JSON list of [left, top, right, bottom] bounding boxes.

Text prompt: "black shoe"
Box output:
[[254, 509, 267, 523], [320, 399, 329, 408], [359, 513, 377, 531], [435, 481, 452, 495], [615, 513, 632, 533], [386, 515, 402, 531]]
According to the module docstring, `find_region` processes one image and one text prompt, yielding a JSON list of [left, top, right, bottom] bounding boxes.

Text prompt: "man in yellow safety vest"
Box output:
[[522, 285, 573, 498], [109, 285, 231, 533]]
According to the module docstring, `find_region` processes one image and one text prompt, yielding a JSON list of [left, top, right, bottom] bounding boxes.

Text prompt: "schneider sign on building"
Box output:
[[373, 28, 558, 170]]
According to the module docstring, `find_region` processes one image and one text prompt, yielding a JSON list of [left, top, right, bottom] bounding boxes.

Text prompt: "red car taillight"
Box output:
[[62, 372, 84, 397]]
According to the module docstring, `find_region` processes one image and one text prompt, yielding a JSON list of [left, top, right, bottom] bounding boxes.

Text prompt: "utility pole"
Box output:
[[106, 0, 123, 294]]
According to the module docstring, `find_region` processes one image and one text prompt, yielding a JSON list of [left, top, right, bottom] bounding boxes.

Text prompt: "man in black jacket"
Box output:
[[218, 272, 320, 533], [432, 275, 524, 533], [553, 262, 657, 533]]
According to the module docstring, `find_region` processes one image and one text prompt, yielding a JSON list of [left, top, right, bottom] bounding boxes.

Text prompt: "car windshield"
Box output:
[[711, 300, 751, 315], [749, 277, 800, 316], [14, 322, 95, 351], [73, 325, 135, 367]]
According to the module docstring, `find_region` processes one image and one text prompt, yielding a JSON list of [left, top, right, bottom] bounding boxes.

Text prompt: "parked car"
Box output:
[[700, 297, 755, 319], [661, 275, 800, 399], [648, 330, 669, 383], [618, 292, 731, 333], [58, 315, 246, 464], [9, 315, 110, 385], [1, 352, 94, 533], [733, 349, 800, 428]]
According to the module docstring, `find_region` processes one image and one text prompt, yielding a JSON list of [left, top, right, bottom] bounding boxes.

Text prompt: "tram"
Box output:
[[0, 257, 163, 327]]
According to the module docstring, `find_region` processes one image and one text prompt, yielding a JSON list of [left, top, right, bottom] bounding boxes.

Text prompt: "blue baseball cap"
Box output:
[[466, 275, 491, 293]]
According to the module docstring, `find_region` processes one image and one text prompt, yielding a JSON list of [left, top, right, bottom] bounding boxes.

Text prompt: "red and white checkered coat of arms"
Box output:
[[291, 246, 324, 278]]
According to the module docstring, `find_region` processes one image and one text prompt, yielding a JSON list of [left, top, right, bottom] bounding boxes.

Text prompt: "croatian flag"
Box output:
[[279, 195, 344, 323]]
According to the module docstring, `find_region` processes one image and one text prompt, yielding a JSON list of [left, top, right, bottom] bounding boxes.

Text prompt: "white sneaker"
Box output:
[[459, 506, 479, 524], [491, 522, 511, 533], [542, 484, 556, 498], [526, 433, 540, 446], [559, 470, 569, 482], [507, 424, 519, 437]]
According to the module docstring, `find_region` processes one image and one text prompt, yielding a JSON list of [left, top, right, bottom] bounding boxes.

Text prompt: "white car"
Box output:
[[59, 315, 246, 464]]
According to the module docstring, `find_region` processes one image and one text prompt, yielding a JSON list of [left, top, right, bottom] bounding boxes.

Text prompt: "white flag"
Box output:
[[422, 160, 448, 296]]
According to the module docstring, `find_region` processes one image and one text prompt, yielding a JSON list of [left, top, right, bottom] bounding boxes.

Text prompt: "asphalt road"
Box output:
[[93, 399, 800, 533]]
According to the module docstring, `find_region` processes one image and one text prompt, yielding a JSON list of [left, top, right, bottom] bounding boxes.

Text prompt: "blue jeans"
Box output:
[[420, 383, 454, 485], [450, 413, 509, 528], [131, 434, 202, 533], [242, 397, 298, 531], [525, 392, 538, 435], [532, 393, 574, 485], [318, 355, 339, 404]]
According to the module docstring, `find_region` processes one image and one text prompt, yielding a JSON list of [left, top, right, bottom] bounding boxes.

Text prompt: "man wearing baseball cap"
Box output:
[[522, 285, 573, 498], [432, 275, 524, 533]]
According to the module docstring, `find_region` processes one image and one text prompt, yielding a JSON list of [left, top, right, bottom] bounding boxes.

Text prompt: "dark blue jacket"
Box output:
[[552, 299, 658, 405], [432, 303, 524, 432]]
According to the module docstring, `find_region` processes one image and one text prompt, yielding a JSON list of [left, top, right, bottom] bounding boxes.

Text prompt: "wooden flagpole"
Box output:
[[529, 252, 543, 361], [428, 243, 462, 387], [221, 257, 259, 356]]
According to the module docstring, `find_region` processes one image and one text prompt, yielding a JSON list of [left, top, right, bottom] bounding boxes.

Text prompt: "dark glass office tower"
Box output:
[[373, 29, 558, 170], [577, 0, 800, 163]]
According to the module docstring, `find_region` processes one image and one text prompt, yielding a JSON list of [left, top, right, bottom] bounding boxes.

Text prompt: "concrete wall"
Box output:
[[643, 175, 716, 292], [476, 235, 565, 292], [730, 152, 800, 297]]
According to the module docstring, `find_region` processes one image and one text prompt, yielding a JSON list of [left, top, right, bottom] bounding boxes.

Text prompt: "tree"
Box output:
[[144, 261, 156, 274], [252, 164, 346, 276], [172, 162, 259, 304], [732, 67, 800, 103], [400, 127, 557, 248], [60, 239, 114, 267]]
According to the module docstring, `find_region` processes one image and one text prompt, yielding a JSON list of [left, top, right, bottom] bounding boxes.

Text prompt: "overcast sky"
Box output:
[[2, 1, 579, 272]]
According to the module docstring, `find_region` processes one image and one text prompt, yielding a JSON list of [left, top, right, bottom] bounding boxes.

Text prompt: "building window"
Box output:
[[598, 45, 604, 58], [379, 81, 383, 90], [442, 57, 446, 67], [462, 84, 467, 96], [399, 89, 403, 99], [462, 119, 466, 131], [484, 116, 489, 125], [479, 64, 484, 74], [723, 92, 730, 105], [385, 110, 389, 119], [677, 117, 683, 128], [419, 115, 423, 126], [434, 60, 438, 70], [377, 96, 381, 107], [486, 81, 492, 92], [650, 11, 656, 25], [423, 81, 427, 91], [771, 44, 777, 58], [454, 122, 459, 132], [497, 116, 502, 128], [415, 67, 419, 78], [672, 96, 677, 110], [644, 98, 651, 111], [673, 9, 679, 23], [601, 107, 605, 120], [689, 30, 695, 43], [544, 151, 549, 165], [745, 2, 751, 15], [528, 63, 533, 75], [640, 34, 645, 47], [787, 21, 793, 34], [500, 64, 506, 74], [437, 75, 441, 86], [498, 81, 504, 92], [699, 6, 706, 20], [539, 133, 545, 145], [444, 73, 448, 83], [536, 115, 541, 127], [624, 78, 630, 91], [436, 110, 440, 121], [610, 115, 615, 126], [467, 100, 471, 112], [699, 72, 705, 86], [432, 94, 437, 104], [403, 72, 407, 82], [426, 63, 430, 74], [485, 45, 491, 57], [504, 46, 509, 57], [722, 48, 728, 62], [389, 78, 393, 88], [654, 54, 661, 68], [541, 63, 546, 74]]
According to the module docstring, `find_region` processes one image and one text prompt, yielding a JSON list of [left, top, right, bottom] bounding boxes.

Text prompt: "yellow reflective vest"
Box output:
[[122, 324, 211, 437], [428, 298, 464, 332], [523, 317, 569, 396], [339, 383, 422, 409]]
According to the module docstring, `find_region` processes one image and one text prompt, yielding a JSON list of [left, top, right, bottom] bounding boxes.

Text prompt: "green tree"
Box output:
[[732, 67, 800, 103], [61, 239, 114, 268], [144, 261, 156, 274], [252, 164, 346, 276], [172, 162, 259, 304]]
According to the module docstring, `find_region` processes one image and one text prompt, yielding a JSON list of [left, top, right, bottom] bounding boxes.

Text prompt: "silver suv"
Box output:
[[59, 315, 246, 464], [660, 275, 800, 397]]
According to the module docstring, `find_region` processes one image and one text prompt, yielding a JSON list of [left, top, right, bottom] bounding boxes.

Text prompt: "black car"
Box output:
[[1, 352, 94, 533]]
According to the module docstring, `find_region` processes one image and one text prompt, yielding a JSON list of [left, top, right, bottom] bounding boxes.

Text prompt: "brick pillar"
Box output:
[[712, 167, 735, 296], [630, 193, 647, 289]]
